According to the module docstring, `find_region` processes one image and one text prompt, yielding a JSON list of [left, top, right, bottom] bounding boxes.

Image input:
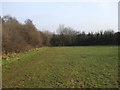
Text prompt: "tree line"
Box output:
[[51, 25, 120, 46], [2, 16, 48, 54], [1, 16, 120, 55]]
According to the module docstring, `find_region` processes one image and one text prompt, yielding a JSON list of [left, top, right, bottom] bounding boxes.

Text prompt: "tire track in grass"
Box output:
[[3, 48, 50, 88]]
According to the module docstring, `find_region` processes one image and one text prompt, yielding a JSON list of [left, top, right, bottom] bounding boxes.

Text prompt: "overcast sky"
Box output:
[[1, 1, 118, 33]]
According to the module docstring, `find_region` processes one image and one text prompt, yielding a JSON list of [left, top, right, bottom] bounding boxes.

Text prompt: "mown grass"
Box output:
[[2, 46, 118, 88]]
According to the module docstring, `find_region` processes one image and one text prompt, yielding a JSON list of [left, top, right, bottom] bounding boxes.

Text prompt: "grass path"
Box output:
[[2, 46, 118, 88]]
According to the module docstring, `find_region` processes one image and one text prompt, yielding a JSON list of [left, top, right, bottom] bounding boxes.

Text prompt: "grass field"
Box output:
[[2, 46, 118, 88]]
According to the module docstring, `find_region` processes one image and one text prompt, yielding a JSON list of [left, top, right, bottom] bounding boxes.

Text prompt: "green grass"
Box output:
[[2, 46, 118, 88]]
